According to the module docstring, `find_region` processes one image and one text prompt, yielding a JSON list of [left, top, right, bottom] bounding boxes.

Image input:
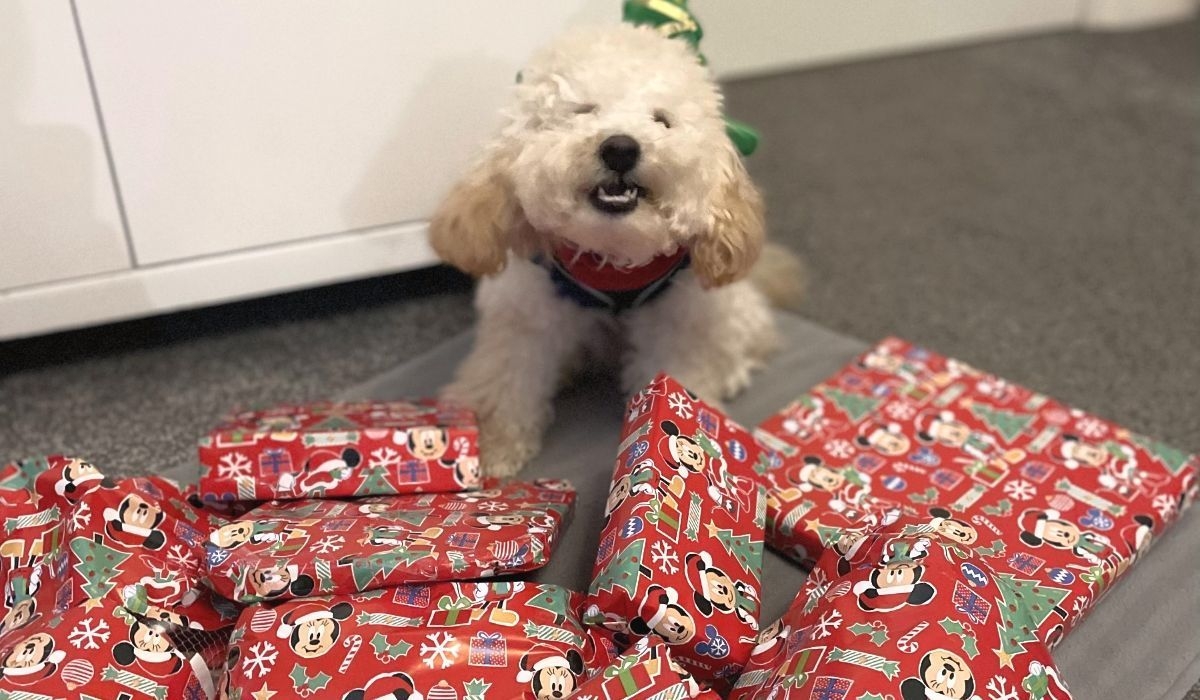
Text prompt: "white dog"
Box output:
[[429, 25, 801, 476]]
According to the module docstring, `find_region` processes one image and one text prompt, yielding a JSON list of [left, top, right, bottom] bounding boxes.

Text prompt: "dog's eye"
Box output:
[[571, 103, 597, 115], [653, 110, 672, 128]]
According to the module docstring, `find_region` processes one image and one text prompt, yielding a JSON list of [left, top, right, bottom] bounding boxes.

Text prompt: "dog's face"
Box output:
[[431, 25, 763, 287]]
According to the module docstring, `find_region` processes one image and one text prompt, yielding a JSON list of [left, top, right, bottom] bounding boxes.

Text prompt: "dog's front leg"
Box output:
[[622, 274, 779, 403], [444, 260, 599, 476]]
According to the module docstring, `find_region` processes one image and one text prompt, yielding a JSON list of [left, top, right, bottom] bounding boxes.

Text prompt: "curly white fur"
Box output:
[[430, 25, 791, 475]]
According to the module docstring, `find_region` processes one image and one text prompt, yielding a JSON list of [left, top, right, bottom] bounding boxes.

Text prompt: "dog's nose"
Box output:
[[599, 134, 640, 173]]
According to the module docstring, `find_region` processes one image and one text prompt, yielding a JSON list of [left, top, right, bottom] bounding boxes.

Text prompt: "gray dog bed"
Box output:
[[177, 313, 1199, 699]]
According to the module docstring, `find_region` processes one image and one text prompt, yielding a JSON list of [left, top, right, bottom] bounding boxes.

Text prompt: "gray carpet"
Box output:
[[1, 19, 1197, 696]]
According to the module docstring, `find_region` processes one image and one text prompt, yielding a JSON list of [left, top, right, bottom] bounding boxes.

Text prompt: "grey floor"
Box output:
[[2, 19, 1198, 695]]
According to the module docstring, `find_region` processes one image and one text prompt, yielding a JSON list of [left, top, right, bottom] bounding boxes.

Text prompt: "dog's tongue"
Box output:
[[552, 243, 689, 292]]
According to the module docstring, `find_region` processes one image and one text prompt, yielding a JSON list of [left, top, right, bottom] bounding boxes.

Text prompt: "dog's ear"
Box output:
[[691, 144, 765, 288], [429, 146, 529, 277]]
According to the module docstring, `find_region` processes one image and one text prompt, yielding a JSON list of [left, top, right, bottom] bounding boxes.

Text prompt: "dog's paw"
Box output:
[[474, 412, 544, 478]]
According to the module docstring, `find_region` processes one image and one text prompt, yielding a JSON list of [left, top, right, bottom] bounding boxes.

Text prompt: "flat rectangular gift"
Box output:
[[203, 478, 575, 603], [755, 337, 1197, 647], [220, 582, 614, 700], [584, 373, 769, 685], [198, 399, 480, 502], [729, 515, 1074, 700]]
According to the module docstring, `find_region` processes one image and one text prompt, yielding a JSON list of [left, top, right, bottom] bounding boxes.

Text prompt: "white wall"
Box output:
[[2, 0, 1194, 339]]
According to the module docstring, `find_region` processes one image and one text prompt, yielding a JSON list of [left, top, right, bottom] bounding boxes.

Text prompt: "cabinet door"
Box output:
[[0, 0, 130, 289], [76, 1, 612, 265]]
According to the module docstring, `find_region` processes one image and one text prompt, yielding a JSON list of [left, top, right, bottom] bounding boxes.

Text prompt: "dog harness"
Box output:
[[537, 243, 690, 313]]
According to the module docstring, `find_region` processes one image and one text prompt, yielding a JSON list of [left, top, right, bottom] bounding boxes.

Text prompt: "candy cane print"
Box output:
[[340, 634, 363, 673], [971, 513, 1003, 535], [896, 621, 928, 653]]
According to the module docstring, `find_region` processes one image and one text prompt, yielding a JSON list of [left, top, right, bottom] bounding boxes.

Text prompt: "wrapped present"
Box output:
[[573, 635, 720, 699], [221, 582, 609, 700], [584, 374, 768, 684], [756, 338, 1198, 640], [198, 399, 480, 502], [728, 515, 1074, 700], [203, 479, 575, 603], [0, 593, 231, 700]]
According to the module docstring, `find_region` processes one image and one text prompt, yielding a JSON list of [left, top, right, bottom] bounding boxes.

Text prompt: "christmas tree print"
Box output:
[[967, 403, 1034, 443], [1131, 434, 1192, 474], [706, 523, 759, 576], [354, 463, 393, 497], [0, 456, 46, 490], [991, 572, 1068, 667], [589, 539, 647, 598], [526, 586, 571, 623], [342, 547, 434, 591], [70, 535, 131, 602], [821, 388, 881, 422]]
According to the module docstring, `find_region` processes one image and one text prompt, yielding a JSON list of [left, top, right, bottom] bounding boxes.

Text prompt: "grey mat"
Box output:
[[310, 313, 1199, 700]]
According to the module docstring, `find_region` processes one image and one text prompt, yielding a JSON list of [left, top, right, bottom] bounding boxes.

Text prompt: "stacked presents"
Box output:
[[0, 341, 1195, 699]]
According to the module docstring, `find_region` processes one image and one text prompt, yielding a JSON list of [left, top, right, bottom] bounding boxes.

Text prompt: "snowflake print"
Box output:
[[667, 392, 694, 420], [1070, 595, 1093, 626], [369, 447, 401, 468], [884, 401, 917, 421], [242, 641, 278, 678], [70, 502, 92, 532], [420, 631, 460, 669], [166, 544, 197, 570], [985, 676, 1018, 700], [1074, 416, 1109, 440], [802, 568, 830, 614], [1002, 479, 1036, 501], [478, 501, 506, 513], [812, 609, 842, 639], [217, 452, 252, 480], [824, 439, 855, 459], [68, 618, 110, 649], [312, 535, 345, 554], [650, 541, 679, 575], [1153, 493, 1178, 520]]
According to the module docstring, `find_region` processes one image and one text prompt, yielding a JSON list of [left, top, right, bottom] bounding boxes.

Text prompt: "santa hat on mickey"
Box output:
[[1054, 434, 1084, 469], [659, 420, 701, 474], [852, 569, 934, 613], [346, 671, 424, 700], [1019, 508, 1057, 546], [55, 459, 104, 497], [790, 456, 825, 492], [0, 645, 65, 685], [304, 447, 361, 474], [275, 601, 348, 640], [914, 411, 956, 443], [103, 507, 165, 550], [1122, 514, 1155, 554], [516, 643, 577, 684], [683, 551, 721, 610], [637, 585, 680, 632], [854, 419, 903, 447]]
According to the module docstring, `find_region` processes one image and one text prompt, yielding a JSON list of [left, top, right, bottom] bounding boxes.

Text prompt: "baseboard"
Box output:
[[0, 221, 439, 340]]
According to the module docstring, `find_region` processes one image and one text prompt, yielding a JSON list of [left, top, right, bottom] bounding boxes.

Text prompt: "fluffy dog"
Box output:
[[430, 24, 800, 475]]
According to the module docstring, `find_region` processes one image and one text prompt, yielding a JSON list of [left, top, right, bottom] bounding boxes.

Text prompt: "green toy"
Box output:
[[622, 0, 760, 156]]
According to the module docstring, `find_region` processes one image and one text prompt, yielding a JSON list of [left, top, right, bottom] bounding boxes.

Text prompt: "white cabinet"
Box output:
[[0, 0, 129, 289], [74, 1, 614, 264]]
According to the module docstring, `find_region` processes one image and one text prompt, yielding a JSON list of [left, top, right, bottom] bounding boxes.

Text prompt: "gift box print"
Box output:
[[756, 337, 1197, 647], [221, 582, 613, 700], [729, 515, 1074, 700], [204, 479, 575, 603], [198, 399, 480, 502], [585, 374, 768, 684]]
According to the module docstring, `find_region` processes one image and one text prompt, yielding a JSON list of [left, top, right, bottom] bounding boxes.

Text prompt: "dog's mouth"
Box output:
[[588, 178, 646, 215]]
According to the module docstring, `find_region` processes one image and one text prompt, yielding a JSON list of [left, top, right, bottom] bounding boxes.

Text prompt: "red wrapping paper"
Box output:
[[220, 582, 613, 700], [204, 479, 575, 603], [584, 374, 768, 684], [729, 516, 1074, 700], [1, 457, 239, 699], [198, 400, 480, 502], [573, 635, 720, 699], [756, 338, 1198, 645]]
